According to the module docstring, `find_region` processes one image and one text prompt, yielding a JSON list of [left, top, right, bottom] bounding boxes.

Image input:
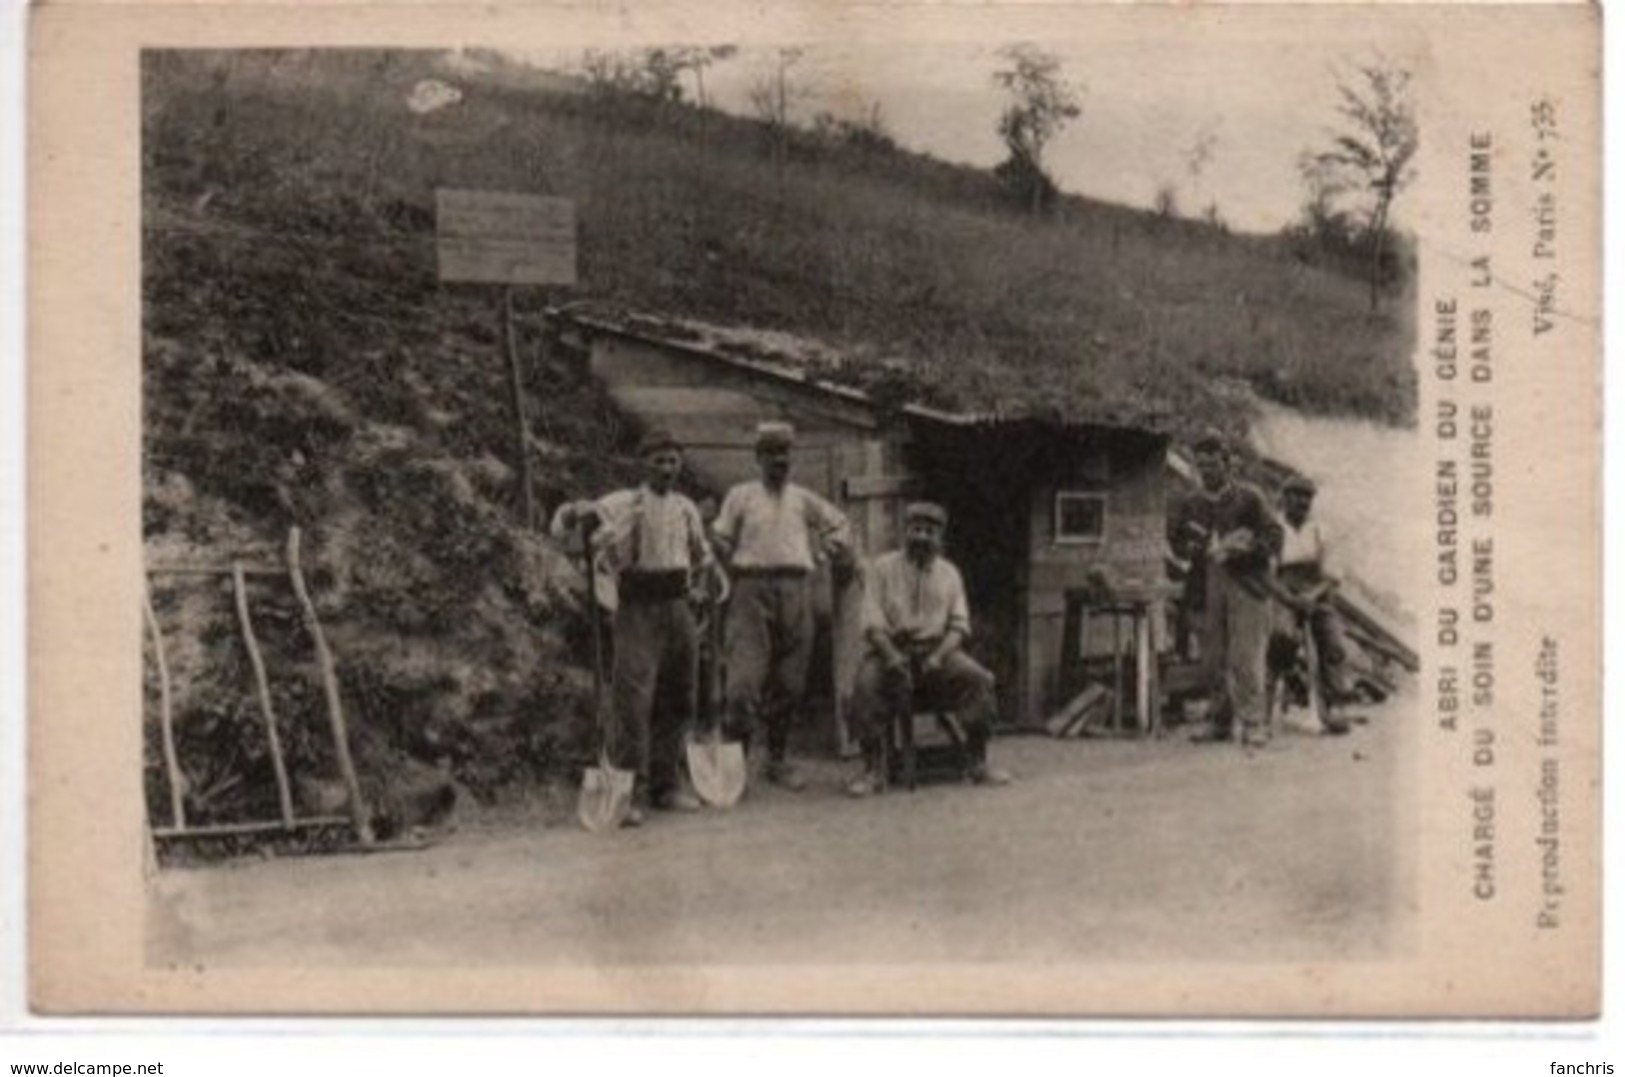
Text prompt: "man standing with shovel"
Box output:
[[552, 429, 720, 827]]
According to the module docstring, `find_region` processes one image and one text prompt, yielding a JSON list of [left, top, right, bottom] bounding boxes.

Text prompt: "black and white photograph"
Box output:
[[25, 2, 1600, 1018]]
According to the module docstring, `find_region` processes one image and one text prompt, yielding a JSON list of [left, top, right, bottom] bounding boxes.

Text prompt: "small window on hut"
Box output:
[[1054, 492, 1107, 544]]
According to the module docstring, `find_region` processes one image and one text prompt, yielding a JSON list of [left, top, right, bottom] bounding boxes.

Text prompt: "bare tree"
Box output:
[[748, 48, 804, 169], [991, 44, 1082, 214], [1184, 126, 1219, 181], [1156, 125, 1220, 228], [812, 100, 894, 152], [1153, 184, 1180, 219], [578, 48, 628, 93], [579, 46, 725, 103], [673, 45, 738, 107], [1306, 58, 1418, 309]]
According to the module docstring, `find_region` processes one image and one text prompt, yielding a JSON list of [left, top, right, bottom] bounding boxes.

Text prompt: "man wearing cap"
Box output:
[[1271, 474, 1353, 718], [845, 502, 1009, 796], [1168, 430, 1283, 747], [551, 429, 718, 825], [711, 422, 853, 791]]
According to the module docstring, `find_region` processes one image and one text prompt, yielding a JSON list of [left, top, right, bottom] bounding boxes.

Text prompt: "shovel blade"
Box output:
[[577, 763, 635, 833], [686, 736, 746, 808]]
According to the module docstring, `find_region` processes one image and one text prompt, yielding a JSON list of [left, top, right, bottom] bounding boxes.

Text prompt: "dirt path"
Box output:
[[149, 694, 1412, 969]]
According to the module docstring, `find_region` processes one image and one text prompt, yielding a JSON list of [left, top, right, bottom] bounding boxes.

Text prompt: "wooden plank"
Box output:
[[1025, 614, 1064, 726], [142, 583, 186, 831], [152, 815, 352, 841], [862, 441, 892, 556], [287, 528, 373, 846], [1136, 611, 1157, 735], [1043, 683, 1107, 736], [842, 474, 915, 500], [147, 564, 286, 577], [1061, 693, 1112, 738], [682, 449, 761, 496], [436, 189, 576, 286], [233, 563, 295, 827], [614, 386, 770, 417], [591, 341, 879, 429], [1024, 562, 1111, 597], [594, 340, 743, 388], [503, 287, 538, 528], [647, 415, 861, 452], [1028, 589, 1070, 617], [1029, 542, 1166, 572], [1331, 592, 1418, 672]]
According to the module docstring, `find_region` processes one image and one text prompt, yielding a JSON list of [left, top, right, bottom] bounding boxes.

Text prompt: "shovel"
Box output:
[[686, 599, 745, 808], [575, 518, 634, 832]]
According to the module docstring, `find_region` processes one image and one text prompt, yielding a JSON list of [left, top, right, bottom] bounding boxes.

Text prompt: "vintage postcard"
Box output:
[[27, 2, 1600, 1016]]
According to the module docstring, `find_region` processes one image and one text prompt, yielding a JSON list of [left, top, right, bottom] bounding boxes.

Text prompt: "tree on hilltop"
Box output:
[[748, 48, 806, 170], [1301, 58, 1418, 310], [579, 45, 738, 105], [991, 44, 1083, 215]]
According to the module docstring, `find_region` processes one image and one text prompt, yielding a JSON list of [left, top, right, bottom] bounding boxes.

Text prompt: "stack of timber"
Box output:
[[1044, 683, 1113, 739]]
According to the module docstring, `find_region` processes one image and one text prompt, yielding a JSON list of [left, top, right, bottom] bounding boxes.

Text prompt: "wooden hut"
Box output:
[[553, 310, 1174, 733]]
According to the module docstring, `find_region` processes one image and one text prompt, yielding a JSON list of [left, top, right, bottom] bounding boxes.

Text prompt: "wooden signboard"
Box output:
[[435, 189, 577, 286], [434, 189, 578, 528]]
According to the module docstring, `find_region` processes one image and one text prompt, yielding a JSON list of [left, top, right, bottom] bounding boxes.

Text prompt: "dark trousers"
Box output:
[[849, 647, 997, 767], [609, 596, 697, 797], [723, 573, 814, 762], [1270, 603, 1352, 695]]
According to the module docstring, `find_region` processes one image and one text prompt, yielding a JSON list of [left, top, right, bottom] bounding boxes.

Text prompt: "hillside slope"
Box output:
[[141, 50, 1415, 835]]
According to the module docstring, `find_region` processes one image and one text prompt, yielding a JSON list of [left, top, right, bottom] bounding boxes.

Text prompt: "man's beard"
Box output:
[[906, 541, 936, 563]]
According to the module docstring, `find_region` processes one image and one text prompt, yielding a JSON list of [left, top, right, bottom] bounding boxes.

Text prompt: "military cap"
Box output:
[[904, 501, 949, 528], [638, 428, 681, 455], [1281, 474, 1317, 496], [755, 421, 796, 450]]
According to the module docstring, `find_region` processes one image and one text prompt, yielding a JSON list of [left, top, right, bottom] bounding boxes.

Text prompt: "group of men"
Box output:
[[552, 421, 1009, 828], [1166, 429, 1351, 747]]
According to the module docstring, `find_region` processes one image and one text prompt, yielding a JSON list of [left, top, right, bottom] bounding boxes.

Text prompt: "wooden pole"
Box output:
[[1135, 607, 1155, 737], [142, 582, 186, 831], [1112, 611, 1124, 734], [147, 564, 286, 578], [152, 815, 351, 841], [503, 286, 537, 529], [286, 528, 373, 845], [233, 562, 296, 827]]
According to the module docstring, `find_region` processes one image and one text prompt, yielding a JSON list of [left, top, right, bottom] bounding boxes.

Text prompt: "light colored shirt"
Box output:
[[1279, 517, 1328, 570], [549, 487, 711, 574], [861, 550, 972, 643], [593, 487, 712, 573], [713, 480, 850, 571]]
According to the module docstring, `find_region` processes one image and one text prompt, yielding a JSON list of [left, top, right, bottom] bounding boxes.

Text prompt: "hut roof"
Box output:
[[555, 304, 1174, 441]]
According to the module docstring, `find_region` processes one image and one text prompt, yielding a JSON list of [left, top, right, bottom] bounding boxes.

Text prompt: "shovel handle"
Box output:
[[708, 597, 729, 735], [578, 516, 614, 754]]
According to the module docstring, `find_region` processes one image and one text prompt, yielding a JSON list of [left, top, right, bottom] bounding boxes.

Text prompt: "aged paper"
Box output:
[[28, 2, 1600, 1015]]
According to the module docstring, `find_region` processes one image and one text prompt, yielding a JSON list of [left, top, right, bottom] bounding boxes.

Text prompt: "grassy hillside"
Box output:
[[141, 50, 1414, 836]]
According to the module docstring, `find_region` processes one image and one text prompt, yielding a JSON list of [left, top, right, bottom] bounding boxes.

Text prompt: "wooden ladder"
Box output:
[[143, 526, 374, 849]]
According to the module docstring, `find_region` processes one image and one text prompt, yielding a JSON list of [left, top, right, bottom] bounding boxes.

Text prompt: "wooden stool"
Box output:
[[885, 710, 971, 791]]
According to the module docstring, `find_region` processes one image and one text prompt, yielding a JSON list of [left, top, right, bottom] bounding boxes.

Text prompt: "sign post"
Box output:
[[435, 189, 578, 528]]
